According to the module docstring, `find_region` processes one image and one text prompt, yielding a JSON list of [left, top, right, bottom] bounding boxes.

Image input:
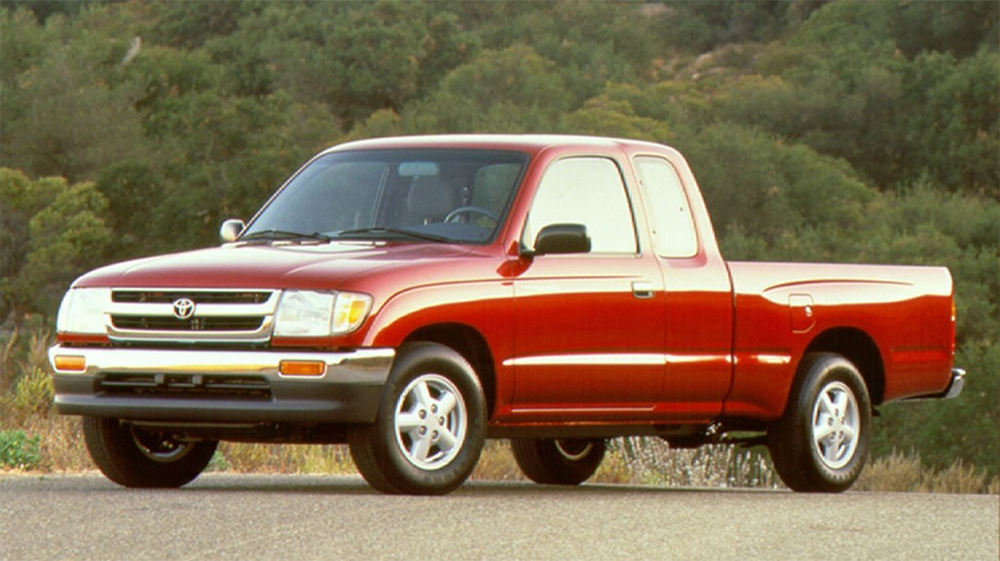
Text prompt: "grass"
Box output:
[[2, 324, 996, 493], [855, 450, 1000, 494]]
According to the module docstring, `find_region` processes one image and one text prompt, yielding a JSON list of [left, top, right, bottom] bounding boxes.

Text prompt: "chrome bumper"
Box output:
[[942, 367, 965, 399], [48, 345, 395, 424]]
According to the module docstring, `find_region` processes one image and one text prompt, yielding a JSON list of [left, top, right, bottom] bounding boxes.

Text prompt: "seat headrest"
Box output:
[[407, 178, 459, 221]]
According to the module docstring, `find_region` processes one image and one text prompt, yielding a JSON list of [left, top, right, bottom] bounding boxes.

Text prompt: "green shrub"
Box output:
[[0, 429, 42, 470], [8, 366, 54, 418]]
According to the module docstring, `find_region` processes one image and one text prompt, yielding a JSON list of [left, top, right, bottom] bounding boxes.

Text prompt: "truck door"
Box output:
[[633, 156, 733, 420], [509, 156, 666, 421]]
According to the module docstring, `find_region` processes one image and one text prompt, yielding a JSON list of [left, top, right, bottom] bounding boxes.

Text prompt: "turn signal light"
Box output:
[[54, 355, 86, 372], [279, 360, 326, 377]]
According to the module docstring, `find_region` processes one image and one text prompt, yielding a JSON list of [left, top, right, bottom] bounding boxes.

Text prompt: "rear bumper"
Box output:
[[48, 345, 394, 424], [941, 367, 965, 399], [910, 367, 966, 401]]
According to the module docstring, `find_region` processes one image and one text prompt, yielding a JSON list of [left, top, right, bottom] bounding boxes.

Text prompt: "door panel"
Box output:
[[509, 156, 666, 420], [510, 255, 665, 419]]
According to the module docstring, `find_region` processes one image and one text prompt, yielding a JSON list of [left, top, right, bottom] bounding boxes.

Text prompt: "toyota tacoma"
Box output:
[[49, 135, 964, 494]]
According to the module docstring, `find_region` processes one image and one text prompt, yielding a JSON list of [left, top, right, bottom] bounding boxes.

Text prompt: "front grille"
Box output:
[[107, 288, 278, 345], [101, 373, 271, 400], [112, 290, 272, 304], [111, 316, 265, 332]]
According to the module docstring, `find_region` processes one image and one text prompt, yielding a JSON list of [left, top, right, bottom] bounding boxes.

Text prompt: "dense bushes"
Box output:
[[1, 0, 996, 480]]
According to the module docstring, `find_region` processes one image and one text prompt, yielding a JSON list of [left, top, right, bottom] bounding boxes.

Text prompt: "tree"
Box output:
[[1, 169, 65, 288], [0, 6, 149, 183], [889, 1, 999, 59], [189, 1, 477, 127], [905, 48, 1000, 197], [682, 123, 873, 246], [1, 170, 111, 318], [403, 45, 571, 133], [559, 94, 672, 142]]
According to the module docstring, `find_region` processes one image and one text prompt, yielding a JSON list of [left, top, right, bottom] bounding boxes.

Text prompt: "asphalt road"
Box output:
[[2, 473, 997, 561]]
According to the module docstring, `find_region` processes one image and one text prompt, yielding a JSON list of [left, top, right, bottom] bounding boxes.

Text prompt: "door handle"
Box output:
[[632, 281, 655, 299]]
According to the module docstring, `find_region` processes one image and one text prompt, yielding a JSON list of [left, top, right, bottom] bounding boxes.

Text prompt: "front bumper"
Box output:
[[48, 345, 395, 424]]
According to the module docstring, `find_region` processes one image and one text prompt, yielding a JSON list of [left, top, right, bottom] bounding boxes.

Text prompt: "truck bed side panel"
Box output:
[[724, 262, 954, 420]]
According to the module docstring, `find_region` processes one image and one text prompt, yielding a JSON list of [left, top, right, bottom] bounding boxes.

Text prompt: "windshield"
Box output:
[[243, 149, 529, 244]]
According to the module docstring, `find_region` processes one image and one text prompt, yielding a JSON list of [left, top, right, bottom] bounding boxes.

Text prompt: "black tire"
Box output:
[[511, 438, 606, 485], [348, 342, 486, 495], [768, 353, 871, 493], [83, 417, 217, 488]]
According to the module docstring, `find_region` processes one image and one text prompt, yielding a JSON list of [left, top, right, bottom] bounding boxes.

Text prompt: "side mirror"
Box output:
[[526, 223, 591, 256], [219, 219, 246, 242]]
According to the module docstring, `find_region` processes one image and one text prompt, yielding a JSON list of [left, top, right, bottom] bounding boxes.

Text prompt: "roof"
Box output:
[[325, 134, 672, 156]]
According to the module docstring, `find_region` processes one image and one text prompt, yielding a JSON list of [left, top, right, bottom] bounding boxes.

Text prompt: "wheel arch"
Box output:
[[402, 323, 498, 418], [802, 327, 885, 406]]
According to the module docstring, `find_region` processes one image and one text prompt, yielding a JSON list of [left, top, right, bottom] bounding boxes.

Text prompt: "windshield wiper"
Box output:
[[334, 227, 451, 243], [240, 229, 332, 242]]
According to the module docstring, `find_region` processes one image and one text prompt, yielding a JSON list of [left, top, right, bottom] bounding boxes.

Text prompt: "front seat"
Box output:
[[406, 178, 459, 224]]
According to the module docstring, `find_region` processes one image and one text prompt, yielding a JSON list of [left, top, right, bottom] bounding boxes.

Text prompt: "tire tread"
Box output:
[[511, 438, 606, 486], [83, 416, 217, 488], [768, 353, 871, 493]]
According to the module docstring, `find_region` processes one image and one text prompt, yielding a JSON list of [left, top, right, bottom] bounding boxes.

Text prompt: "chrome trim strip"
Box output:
[[49, 345, 395, 385], [106, 316, 275, 344], [502, 352, 732, 368], [749, 354, 792, 365], [504, 353, 666, 367], [510, 406, 655, 414], [108, 302, 278, 316], [111, 288, 278, 300]]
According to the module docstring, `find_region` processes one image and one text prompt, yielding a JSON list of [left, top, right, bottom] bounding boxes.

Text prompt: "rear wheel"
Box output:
[[511, 438, 606, 485], [768, 353, 871, 493], [83, 417, 217, 488], [348, 343, 486, 495]]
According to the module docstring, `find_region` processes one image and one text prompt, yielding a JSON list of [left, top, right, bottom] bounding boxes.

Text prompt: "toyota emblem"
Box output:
[[172, 298, 195, 320]]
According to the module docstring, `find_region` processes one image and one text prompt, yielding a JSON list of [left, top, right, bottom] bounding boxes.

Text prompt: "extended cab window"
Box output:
[[634, 156, 699, 258], [523, 157, 637, 254]]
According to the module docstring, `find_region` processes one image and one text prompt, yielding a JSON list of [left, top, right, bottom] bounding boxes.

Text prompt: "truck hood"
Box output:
[[73, 241, 477, 291]]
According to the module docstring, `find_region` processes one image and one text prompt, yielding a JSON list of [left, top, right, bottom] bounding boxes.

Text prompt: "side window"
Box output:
[[634, 157, 698, 258], [523, 157, 637, 254]]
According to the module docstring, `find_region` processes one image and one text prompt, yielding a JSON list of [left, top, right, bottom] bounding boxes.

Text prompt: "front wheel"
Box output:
[[83, 417, 218, 488], [348, 343, 486, 495], [768, 353, 871, 493], [511, 438, 606, 485]]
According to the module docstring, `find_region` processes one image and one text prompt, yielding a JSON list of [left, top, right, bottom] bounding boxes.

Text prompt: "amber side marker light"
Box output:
[[279, 360, 326, 376], [54, 355, 87, 372]]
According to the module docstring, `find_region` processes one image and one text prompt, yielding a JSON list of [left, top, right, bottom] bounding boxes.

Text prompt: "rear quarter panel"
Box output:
[[725, 262, 954, 420]]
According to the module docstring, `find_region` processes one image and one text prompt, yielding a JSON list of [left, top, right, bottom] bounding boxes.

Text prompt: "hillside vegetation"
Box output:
[[1, 0, 997, 482]]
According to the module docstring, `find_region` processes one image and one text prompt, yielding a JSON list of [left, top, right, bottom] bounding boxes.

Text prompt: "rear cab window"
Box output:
[[634, 156, 699, 258]]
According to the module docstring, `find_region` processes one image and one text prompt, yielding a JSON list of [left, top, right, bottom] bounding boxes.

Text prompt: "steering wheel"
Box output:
[[444, 206, 499, 225]]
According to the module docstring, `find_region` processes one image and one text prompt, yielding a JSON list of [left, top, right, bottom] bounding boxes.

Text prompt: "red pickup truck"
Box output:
[[49, 135, 963, 495]]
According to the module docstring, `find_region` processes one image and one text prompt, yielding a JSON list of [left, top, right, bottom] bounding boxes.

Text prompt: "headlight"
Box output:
[[56, 288, 111, 335], [274, 290, 372, 337], [332, 292, 373, 334]]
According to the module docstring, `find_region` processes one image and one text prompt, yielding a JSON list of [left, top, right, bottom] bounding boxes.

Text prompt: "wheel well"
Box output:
[[803, 328, 885, 405], [403, 324, 497, 417]]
